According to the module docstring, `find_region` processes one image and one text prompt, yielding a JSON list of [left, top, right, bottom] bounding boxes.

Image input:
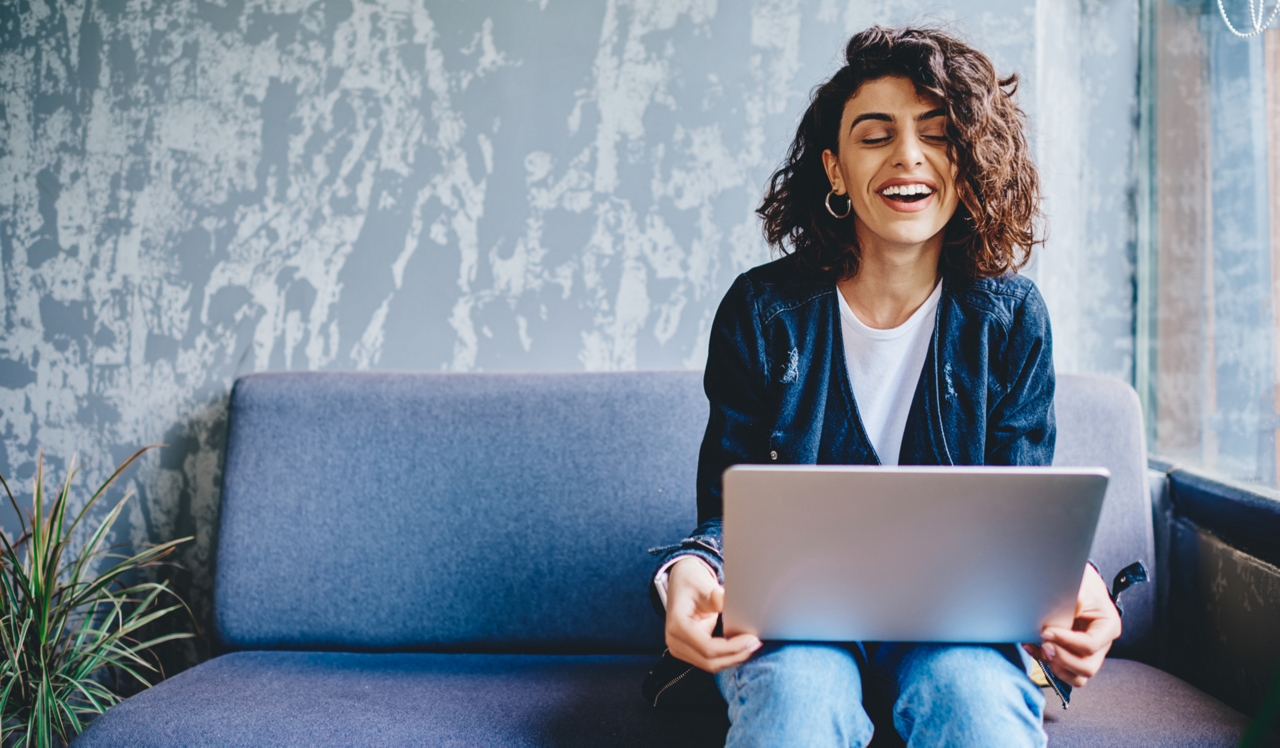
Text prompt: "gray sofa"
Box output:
[[75, 371, 1251, 746]]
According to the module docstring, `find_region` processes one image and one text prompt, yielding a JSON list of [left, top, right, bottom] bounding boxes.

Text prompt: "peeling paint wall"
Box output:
[[0, 1, 1138, 671]]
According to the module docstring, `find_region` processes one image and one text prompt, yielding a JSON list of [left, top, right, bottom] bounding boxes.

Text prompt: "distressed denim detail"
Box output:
[[780, 348, 800, 384]]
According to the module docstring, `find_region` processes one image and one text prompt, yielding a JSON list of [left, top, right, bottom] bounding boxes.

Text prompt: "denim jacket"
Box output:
[[648, 256, 1070, 700], [651, 255, 1055, 582]]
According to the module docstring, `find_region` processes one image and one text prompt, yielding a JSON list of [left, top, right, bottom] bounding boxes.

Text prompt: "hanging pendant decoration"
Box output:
[[1217, 0, 1280, 38]]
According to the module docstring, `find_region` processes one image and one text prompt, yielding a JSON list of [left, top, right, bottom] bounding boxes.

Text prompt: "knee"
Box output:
[[894, 645, 1044, 747], [898, 645, 1039, 707], [731, 644, 861, 709], [722, 644, 873, 747]]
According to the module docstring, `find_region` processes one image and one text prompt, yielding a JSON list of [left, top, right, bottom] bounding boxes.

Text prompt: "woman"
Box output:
[[649, 26, 1122, 748]]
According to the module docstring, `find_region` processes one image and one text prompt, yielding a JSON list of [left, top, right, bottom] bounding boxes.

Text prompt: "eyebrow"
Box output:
[[849, 108, 948, 131]]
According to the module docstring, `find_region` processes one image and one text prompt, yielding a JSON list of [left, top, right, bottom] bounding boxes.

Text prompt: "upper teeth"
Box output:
[[881, 184, 933, 196]]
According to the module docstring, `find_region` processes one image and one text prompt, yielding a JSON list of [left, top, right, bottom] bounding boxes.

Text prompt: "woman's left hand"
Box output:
[[1023, 565, 1122, 688]]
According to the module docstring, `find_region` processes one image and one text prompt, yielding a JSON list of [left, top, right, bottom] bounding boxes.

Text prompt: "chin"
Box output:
[[872, 226, 945, 248], [856, 209, 950, 250]]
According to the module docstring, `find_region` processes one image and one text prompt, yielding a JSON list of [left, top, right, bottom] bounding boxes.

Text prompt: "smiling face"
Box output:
[[821, 75, 961, 254]]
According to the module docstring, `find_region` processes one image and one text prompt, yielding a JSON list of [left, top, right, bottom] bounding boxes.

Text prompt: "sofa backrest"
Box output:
[[1051, 374, 1156, 656], [215, 371, 704, 654], [215, 371, 1154, 656]]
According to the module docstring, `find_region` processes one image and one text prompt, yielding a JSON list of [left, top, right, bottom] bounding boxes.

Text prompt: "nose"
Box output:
[[891, 130, 925, 169]]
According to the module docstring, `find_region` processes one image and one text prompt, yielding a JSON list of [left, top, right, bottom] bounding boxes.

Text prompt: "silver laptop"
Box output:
[[720, 465, 1109, 643]]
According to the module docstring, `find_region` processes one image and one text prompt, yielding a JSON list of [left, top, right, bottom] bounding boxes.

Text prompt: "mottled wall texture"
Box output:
[[0, 0, 1138, 669]]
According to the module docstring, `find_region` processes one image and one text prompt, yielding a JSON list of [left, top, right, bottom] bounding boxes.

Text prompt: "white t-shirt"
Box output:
[[836, 281, 942, 466]]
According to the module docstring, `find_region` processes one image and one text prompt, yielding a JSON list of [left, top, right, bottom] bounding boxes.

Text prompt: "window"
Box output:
[[1138, 1, 1279, 490]]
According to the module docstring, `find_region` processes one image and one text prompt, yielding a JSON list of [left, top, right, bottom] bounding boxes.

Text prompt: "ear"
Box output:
[[821, 149, 845, 195]]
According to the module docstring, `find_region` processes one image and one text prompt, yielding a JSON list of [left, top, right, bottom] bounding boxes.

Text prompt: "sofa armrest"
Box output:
[[1149, 460, 1280, 725]]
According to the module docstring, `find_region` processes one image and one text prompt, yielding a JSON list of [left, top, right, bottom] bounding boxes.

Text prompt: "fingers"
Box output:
[[666, 617, 761, 673], [665, 581, 761, 673], [1039, 638, 1106, 687], [669, 622, 755, 659], [1029, 566, 1123, 690], [1040, 629, 1108, 684], [1037, 618, 1115, 688], [702, 637, 762, 672], [674, 633, 762, 673], [1044, 603, 1120, 656], [1028, 617, 1116, 689], [1042, 624, 1114, 658]]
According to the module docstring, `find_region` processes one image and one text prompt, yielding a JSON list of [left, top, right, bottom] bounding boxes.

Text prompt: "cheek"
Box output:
[[843, 153, 878, 189], [941, 167, 960, 205], [944, 183, 961, 208], [940, 186, 961, 220]]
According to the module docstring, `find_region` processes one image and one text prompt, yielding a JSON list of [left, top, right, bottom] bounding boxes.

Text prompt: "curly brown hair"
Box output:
[[759, 26, 1042, 280]]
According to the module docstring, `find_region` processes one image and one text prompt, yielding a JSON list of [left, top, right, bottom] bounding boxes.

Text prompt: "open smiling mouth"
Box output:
[[879, 184, 935, 203]]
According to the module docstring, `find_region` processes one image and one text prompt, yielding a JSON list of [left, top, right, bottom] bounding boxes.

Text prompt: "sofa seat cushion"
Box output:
[[73, 651, 729, 747], [73, 653, 1249, 747], [1043, 659, 1249, 747]]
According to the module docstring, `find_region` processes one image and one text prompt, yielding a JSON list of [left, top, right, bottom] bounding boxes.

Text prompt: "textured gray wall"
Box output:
[[0, 0, 1137, 669], [1033, 0, 1139, 378]]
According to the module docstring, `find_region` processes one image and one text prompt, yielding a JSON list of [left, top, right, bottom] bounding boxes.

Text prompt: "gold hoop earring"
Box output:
[[825, 189, 851, 219]]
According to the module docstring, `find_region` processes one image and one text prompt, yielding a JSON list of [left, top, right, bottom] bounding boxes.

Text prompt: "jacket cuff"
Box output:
[[652, 556, 719, 610], [647, 520, 725, 615], [1087, 558, 1149, 619], [647, 546, 724, 615]]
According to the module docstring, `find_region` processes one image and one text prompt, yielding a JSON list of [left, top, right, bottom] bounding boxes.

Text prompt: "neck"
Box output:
[[837, 226, 943, 330]]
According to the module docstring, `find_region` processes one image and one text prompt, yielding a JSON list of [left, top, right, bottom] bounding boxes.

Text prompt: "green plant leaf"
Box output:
[[0, 470, 28, 541], [0, 448, 194, 746], [63, 539, 192, 612]]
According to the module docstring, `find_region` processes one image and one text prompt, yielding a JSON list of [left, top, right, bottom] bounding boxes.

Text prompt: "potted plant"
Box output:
[[0, 447, 194, 747]]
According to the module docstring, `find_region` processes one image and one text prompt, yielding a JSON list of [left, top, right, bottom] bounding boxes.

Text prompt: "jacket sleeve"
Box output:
[[984, 282, 1077, 707], [647, 273, 771, 611], [985, 283, 1055, 467]]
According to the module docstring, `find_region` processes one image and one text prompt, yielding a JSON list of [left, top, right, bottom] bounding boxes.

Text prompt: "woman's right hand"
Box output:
[[664, 557, 762, 673]]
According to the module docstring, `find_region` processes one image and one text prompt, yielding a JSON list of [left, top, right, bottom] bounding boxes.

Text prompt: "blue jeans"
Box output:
[[714, 642, 1047, 748]]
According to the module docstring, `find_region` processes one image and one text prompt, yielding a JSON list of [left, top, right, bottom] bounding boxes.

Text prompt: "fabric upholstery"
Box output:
[[1042, 659, 1249, 747], [73, 653, 1247, 747], [216, 371, 706, 653], [1052, 374, 1157, 656], [72, 652, 729, 747]]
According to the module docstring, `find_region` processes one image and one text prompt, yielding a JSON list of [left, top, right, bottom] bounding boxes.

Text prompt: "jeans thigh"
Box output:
[[869, 643, 1046, 748], [869, 641, 1030, 685]]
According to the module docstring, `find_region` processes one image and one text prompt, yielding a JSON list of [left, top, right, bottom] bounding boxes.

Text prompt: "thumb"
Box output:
[[708, 585, 726, 614]]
